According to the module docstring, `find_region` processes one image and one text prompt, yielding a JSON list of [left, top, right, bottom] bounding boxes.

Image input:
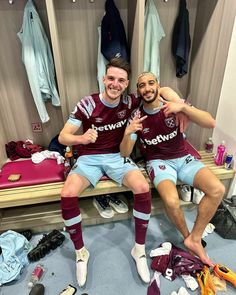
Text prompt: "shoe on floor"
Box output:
[[196, 266, 216, 295], [131, 247, 150, 283], [76, 247, 90, 287], [108, 194, 128, 213], [193, 189, 204, 204], [179, 185, 191, 202], [93, 196, 114, 218], [213, 264, 236, 287]]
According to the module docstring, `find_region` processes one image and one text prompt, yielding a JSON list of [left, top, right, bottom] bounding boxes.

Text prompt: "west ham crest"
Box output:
[[164, 117, 176, 128], [117, 110, 126, 119], [159, 165, 166, 170]]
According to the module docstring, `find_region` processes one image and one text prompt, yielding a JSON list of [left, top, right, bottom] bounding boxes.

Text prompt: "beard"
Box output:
[[141, 89, 159, 104]]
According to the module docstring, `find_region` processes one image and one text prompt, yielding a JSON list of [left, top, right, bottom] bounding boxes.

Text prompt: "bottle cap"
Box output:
[[28, 281, 33, 288]]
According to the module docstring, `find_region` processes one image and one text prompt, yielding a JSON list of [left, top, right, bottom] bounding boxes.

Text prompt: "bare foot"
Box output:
[[184, 235, 215, 267]]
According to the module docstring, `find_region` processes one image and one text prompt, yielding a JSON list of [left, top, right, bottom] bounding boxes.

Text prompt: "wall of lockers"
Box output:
[[0, 0, 236, 166]]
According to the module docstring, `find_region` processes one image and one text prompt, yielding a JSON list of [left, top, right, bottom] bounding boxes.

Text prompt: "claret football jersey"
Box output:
[[70, 93, 140, 156], [136, 106, 189, 161]]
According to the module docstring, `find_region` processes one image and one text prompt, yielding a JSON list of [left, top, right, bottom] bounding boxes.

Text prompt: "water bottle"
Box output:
[[214, 141, 226, 166], [64, 146, 74, 179], [205, 137, 214, 153], [65, 146, 74, 167], [28, 264, 45, 288]]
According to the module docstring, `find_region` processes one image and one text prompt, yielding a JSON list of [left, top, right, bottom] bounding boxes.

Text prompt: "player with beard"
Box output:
[[58, 59, 185, 287], [120, 71, 225, 267]]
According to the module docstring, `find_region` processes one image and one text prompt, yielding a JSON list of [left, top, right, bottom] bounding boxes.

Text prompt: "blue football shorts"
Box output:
[[69, 153, 139, 187], [146, 154, 205, 187]]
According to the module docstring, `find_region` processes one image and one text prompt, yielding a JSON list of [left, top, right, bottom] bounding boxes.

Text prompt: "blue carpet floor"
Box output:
[[1, 206, 236, 295]]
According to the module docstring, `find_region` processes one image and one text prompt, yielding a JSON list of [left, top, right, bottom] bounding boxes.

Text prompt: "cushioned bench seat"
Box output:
[[0, 150, 235, 233], [0, 159, 64, 189]]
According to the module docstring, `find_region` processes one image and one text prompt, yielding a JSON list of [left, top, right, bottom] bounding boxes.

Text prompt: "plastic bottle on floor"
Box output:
[[28, 264, 45, 288]]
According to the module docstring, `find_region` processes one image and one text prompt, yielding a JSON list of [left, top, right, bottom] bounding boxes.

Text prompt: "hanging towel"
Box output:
[[101, 0, 129, 61], [144, 0, 165, 83], [17, 0, 60, 123], [172, 0, 191, 78]]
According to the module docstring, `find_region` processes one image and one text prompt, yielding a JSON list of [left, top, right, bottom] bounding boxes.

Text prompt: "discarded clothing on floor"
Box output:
[[0, 230, 32, 285], [150, 242, 204, 281]]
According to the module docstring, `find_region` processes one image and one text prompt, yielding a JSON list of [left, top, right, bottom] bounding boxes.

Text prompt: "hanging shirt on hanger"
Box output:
[[172, 0, 191, 78], [97, 26, 108, 93], [144, 0, 165, 83], [101, 0, 129, 61], [17, 0, 60, 123]]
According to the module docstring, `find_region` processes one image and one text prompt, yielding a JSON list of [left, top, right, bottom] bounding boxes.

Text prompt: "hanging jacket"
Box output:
[[17, 0, 60, 123], [101, 0, 129, 61], [172, 0, 191, 78], [144, 0, 165, 82]]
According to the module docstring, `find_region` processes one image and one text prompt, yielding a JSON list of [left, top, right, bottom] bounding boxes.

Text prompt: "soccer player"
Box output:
[[59, 58, 184, 287], [120, 71, 225, 267]]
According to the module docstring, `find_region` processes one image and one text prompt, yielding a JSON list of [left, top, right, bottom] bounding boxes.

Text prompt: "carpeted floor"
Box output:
[[1, 205, 236, 295]]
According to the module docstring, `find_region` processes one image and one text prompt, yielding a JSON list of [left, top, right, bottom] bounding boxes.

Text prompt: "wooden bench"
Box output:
[[0, 151, 235, 233]]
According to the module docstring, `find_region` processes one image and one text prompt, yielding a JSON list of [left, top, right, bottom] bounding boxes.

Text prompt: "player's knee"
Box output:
[[213, 182, 225, 200], [134, 181, 150, 194], [164, 197, 180, 210]]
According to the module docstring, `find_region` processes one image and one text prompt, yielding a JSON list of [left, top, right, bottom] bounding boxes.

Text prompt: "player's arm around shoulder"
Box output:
[[159, 87, 183, 102], [180, 103, 216, 128]]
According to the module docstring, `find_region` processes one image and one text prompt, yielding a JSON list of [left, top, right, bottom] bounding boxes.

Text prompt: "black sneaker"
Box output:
[[93, 196, 114, 218], [19, 229, 33, 241], [108, 194, 128, 213], [28, 230, 65, 262]]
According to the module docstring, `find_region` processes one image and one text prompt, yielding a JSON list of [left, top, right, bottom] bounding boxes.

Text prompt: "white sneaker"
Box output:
[[93, 196, 114, 218], [192, 189, 204, 204], [76, 247, 90, 287], [108, 194, 128, 213], [179, 185, 191, 202], [131, 247, 150, 283]]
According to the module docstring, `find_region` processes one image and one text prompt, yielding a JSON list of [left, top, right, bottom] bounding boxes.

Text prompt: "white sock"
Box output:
[[131, 243, 150, 283], [181, 274, 198, 291], [75, 247, 90, 287], [178, 287, 190, 295], [150, 242, 172, 257], [134, 242, 145, 255]]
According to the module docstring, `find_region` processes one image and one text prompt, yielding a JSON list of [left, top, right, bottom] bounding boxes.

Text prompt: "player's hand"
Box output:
[[158, 97, 189, 132], [175, 112, 189, 133], [81, 128, 98, 144], [125, 114, 147, 136]]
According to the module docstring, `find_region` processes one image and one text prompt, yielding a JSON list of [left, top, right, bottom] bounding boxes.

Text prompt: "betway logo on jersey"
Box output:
[[92, 119, 127, 131], [144, 128, 178, 145]]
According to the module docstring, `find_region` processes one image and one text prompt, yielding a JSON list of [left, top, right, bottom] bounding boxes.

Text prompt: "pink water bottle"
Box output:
[[214, 140, 226, 166]]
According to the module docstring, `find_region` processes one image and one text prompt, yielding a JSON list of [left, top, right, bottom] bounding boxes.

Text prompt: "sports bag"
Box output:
[[210, 197, 236, 239]]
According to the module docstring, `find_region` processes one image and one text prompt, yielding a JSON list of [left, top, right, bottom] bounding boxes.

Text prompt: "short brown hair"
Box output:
[[106, 58, 131, 77]]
